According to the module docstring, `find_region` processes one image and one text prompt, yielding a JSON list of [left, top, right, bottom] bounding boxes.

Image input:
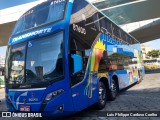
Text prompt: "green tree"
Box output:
[[147, 50, 160, 58]]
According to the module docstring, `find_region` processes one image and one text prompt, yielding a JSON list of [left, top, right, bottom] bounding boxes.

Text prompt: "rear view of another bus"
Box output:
[[144, 58, 160, 70]]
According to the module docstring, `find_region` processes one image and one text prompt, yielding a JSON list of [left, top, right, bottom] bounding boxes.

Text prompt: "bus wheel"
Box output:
[[108, 79, 118, 101], [95, 81, 107, 110], [138, 70, 142, 83]]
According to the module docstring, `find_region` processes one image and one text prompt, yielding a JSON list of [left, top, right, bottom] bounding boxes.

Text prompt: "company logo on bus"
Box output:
[[28, 93, 38, 102], [73, 24, 86, 35], [11, 28, 52, 43]]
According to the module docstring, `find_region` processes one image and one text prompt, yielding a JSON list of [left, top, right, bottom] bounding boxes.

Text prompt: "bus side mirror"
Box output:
[[71, 54, 82, 75]]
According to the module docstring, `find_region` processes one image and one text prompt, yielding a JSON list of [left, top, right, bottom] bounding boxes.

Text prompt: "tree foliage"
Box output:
[[147, 50, 160, 58]]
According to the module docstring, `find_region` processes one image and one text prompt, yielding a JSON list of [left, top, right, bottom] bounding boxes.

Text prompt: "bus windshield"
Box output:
[[12, 0, 67, 35], [7, 32, 64, 87]]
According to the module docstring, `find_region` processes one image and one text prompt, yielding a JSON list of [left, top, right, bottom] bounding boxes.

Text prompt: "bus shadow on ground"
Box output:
[[123, 87, 160, 96]]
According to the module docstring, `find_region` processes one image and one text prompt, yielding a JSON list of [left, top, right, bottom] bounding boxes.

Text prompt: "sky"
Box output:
[[144, 39, 160, 50], [0, 46, 7, 56], [0, 0, 159, 57]]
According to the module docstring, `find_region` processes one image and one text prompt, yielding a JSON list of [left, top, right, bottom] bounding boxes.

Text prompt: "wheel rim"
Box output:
[[111, 80, 117, 97], [99, 85, 106, 105]]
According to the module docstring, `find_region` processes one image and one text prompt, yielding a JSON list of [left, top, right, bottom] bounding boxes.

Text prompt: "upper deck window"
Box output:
[[12, 0, 68, 35]]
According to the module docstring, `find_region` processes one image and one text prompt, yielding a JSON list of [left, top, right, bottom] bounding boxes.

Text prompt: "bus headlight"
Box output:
[[45, 89, 64, 102]]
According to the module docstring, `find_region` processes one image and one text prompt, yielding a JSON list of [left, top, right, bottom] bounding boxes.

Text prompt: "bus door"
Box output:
[[69, 51, 89, 111]]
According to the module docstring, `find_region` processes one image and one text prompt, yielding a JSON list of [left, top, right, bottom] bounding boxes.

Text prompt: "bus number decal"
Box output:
[[73, 24, 86, 35], [53, 0, 65, 4]]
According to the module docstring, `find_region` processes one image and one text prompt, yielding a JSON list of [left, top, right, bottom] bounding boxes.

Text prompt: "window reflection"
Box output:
[[9, 44, 26, 84], [7, 32, 64, 85], [25, 32, 64, 83], [12, 0, 67, 35]]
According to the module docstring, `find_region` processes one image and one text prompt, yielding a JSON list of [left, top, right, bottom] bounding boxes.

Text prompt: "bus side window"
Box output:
[[69, 27, 91, 86], [70, 50, 89, 86]]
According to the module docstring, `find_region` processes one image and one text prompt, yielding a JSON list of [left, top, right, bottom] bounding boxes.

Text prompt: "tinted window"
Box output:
[[71, 0, 87, 14], [69, 34, 90, 86], [8, 43, 26, 84], [6, 32, 64, 86], [26, 32, 64, 84], [12, 0, 67, 35]]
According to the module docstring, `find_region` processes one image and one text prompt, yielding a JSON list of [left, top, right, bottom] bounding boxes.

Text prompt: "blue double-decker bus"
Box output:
[[5, 0, 144, 116]]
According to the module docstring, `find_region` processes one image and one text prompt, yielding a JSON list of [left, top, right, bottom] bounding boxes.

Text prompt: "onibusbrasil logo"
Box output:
[[1, 112, 42, 118]]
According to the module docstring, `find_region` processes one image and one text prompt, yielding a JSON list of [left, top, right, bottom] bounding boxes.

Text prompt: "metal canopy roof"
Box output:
[[93, 0, 160, 25]]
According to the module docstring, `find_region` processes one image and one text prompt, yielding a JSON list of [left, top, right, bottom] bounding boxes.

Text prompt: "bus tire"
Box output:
[[95, 81, 107, 110], [137, 70, 142, 83], [108, 78, 118, 101]]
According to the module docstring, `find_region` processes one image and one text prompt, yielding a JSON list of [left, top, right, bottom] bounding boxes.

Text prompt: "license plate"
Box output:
[[20, 106, 30, 112]]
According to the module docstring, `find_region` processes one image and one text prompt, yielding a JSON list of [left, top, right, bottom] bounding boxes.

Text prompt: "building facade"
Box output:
[[141, 44, 153, 59], [0, 55, 5, 68]]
